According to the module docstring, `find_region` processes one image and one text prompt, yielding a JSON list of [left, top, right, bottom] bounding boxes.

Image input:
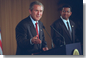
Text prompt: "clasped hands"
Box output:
[[31, 35, 48, 51]]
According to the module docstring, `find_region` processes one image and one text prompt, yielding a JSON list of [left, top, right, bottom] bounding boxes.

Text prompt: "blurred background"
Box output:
[[0, 0, 83, 55]]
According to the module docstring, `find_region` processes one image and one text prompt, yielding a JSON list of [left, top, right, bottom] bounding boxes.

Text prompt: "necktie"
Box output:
[[35, 22, 39, 39], [66, 22, 72, 39]]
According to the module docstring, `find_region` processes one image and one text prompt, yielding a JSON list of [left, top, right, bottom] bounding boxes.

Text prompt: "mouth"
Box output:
[[36, 16, 41, 18], [63, 15, 68, 18], [64, 14, 67, 16]]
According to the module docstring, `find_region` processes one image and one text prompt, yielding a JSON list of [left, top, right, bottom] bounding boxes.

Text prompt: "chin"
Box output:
[[35, 19, 40, 21], [36, 18, 40, 21]]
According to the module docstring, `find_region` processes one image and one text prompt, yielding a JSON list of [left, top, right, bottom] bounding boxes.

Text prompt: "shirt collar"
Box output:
[[60, 16, 70, 23], [30, 15, 38, 24]]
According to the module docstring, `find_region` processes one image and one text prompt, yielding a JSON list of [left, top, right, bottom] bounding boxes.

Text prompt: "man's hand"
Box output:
[[42, 47, 48, 51], [31, 35, 41, 44]]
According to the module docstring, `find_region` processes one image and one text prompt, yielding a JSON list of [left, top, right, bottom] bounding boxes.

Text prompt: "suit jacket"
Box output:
[[51, 18, 78, 47], [15, 16, 47, 55]]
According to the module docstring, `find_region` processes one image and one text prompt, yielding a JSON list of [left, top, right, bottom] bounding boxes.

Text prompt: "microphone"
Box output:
[[50, 26, 66, 46], [43, 25, 54, 48]]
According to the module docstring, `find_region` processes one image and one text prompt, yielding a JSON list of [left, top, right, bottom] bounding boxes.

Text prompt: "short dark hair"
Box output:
[[61, 4, 72, 11], [29, 1, 44, 11]]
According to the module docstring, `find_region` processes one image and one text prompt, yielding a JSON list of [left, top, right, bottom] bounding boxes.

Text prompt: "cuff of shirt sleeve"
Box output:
[[30, 38, 34, 45]]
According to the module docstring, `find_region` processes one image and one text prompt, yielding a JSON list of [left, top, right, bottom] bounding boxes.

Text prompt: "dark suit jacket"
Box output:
[[51, 18, 78, 47], [15, 16, 47, 55]]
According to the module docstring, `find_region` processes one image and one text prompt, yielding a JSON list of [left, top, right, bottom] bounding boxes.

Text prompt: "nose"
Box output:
[[65, 12, 68, 14], [37, 11, 40, 15]]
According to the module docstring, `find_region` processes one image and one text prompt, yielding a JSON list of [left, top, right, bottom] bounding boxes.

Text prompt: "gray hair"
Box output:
[[29, 1, 44, 11]]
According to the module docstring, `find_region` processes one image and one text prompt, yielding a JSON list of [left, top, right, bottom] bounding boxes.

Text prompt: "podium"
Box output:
[[37, 42, 82, 55]]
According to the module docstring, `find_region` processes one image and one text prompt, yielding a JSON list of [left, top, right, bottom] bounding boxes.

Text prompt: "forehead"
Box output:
[[62, 7, 71, 11]]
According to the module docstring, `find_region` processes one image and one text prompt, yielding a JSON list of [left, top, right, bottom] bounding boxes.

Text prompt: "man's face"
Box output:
[[60, 8, 72, 20], [29, 5, 43, 21]]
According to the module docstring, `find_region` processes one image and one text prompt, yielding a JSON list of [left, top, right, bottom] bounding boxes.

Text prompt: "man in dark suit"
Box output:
[[16, 1, 48, 55], [51, 5, 79, 48]]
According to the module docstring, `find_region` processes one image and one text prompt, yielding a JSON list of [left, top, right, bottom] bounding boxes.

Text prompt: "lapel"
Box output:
[[27, 16, 37, 37], [38, 21, 42, 40], [70, 20, 75, 42], [60, 18, 72, 40], [37, 21, 42, 49]]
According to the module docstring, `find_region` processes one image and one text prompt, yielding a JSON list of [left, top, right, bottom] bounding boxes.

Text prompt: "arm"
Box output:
[[16, 23, 33, 49]]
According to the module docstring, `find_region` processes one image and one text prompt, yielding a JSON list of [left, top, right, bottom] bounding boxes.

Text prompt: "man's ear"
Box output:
[[29, 9, 31, 14], [70, 12, 72, 16], [71, 12, 72, 15]]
